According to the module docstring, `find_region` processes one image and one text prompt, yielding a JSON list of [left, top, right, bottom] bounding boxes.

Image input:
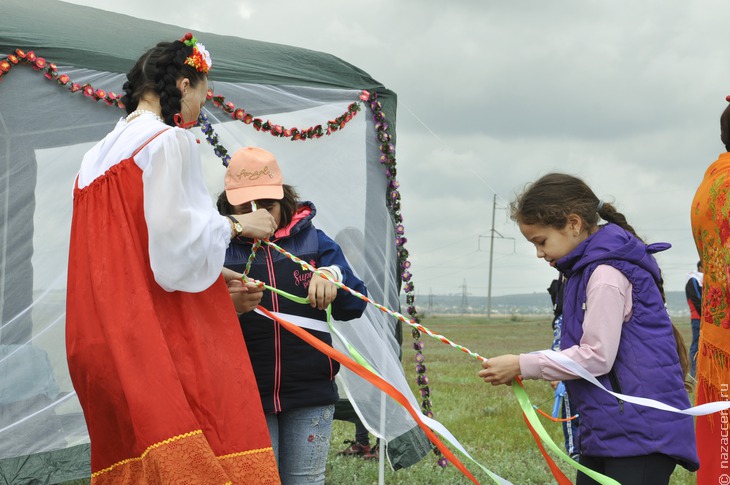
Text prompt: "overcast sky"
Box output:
[[64, 0, 730, 299]]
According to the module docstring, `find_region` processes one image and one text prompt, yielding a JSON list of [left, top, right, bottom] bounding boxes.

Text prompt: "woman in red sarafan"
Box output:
[[66, 33, 280, 484]]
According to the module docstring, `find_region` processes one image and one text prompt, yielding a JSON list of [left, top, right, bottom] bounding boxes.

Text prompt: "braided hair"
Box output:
[[510, 172, 690, 384], [120, 40, 207, 126]]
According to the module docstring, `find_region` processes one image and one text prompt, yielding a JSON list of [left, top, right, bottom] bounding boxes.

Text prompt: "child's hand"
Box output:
[[229, 279, 265, 314], [478, 355, 521, 386], [308, 270, 338, 310]]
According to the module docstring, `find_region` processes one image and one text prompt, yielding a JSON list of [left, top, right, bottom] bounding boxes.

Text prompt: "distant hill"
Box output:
[[405, 291, 690, 317]]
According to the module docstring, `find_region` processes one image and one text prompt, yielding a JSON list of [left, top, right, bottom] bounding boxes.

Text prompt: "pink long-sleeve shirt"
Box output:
[[519, 265, 633, 381]]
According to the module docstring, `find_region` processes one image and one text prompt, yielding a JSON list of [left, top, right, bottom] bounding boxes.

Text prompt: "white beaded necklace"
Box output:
[[125, 109, 164, 124]]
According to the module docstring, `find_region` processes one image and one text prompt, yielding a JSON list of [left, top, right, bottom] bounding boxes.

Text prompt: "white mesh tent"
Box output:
[[0, 0, 436, 482]]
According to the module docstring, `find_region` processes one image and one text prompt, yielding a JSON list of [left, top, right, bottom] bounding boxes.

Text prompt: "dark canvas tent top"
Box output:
[[3, 0, 395, 97]]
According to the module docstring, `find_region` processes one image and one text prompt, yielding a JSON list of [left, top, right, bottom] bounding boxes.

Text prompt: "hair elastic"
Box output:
[[597, 199, 604, 212]]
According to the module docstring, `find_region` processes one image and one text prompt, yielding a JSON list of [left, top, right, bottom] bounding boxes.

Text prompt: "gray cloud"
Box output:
[[64, 0, 730, 298]]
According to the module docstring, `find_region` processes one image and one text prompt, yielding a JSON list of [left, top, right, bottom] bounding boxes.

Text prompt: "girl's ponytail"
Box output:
[[597, 202, 639, 240]]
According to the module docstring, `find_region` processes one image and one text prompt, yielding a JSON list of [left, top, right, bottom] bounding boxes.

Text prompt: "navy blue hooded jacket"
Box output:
[[225, 202, 367, 414]]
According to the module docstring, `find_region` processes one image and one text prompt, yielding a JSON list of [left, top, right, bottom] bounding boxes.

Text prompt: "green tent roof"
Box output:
[[1, 0, 395, 120]]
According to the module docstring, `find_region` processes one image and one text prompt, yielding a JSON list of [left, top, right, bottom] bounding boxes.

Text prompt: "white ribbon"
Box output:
[[539, 349, 730, 415]]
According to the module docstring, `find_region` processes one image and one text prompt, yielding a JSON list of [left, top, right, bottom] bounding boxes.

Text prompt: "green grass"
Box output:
[[324, 315, 696, 484], [61, 315, 696, 484]]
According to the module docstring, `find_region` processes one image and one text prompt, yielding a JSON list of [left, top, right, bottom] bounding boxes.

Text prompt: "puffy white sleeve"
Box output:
[[141, 129, 231, 292]]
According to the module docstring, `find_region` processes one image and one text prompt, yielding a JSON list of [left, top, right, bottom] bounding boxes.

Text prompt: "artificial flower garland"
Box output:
[[1, 47, 436, 465]]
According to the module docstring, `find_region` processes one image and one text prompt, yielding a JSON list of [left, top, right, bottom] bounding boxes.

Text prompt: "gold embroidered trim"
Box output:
[[91, 429, 203, 478], [218, 446, 274, 460]]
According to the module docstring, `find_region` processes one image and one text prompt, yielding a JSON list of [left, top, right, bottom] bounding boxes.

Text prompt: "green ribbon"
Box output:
[[260, 283, 519, 484], [512, 382, 620, 485]]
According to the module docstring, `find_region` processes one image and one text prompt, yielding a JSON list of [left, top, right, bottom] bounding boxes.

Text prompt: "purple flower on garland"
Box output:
[[415, 353, 424, 363], [438, 457, 448, 468], [413, 341, 424, 350]]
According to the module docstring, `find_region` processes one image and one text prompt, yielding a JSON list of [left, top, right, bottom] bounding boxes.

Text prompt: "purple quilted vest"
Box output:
[[556, 223, 699, 471]]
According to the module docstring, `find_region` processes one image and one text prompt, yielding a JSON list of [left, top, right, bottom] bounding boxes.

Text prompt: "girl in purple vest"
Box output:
[[478, 173, 698, 484]]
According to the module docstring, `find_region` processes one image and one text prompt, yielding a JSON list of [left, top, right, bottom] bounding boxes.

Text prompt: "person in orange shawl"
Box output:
[[690, 97, 730, 483], [66, 33, 280, 484]]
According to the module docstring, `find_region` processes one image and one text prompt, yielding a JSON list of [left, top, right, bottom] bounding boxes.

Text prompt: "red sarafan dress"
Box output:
[[66, 119, 279, 484]]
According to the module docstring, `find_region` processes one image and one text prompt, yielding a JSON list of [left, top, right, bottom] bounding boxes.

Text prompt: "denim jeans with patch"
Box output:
[[266, 404, 335, 485]]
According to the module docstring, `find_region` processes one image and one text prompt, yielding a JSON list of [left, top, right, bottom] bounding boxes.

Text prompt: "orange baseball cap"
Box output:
[[224, 147, 284, 205]]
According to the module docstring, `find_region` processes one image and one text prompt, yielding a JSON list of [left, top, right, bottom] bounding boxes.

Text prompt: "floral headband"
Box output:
[[181, 32, 211, 73]]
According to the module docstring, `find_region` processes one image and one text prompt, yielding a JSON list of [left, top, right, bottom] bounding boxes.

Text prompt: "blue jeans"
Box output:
[[266, 405, 334, 485], [690, 318, 700, 378]]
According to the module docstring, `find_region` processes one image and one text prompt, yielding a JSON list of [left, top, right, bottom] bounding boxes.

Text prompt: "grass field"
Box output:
[[324, 315, 697, 485], [62, 315, 696, 485]]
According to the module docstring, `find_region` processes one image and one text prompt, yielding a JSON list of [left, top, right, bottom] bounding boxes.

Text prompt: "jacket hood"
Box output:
[[274, 201, 316, 239], [230, 201, 316, 245], [555, 223, 670, 283]]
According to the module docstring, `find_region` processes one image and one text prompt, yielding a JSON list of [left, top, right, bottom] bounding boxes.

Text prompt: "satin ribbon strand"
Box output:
[[255, 282, 515, 484], [261, 239, 486, 361], [255, 305, 485, 485]]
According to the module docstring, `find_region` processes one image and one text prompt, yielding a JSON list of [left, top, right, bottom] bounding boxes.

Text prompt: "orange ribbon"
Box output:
[[256, 306, 481, 485]]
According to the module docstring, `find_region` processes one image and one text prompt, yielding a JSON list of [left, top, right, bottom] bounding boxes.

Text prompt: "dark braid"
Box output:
[[154, 41, 192, 126], [120, 39, 206, 126], [597, 202, 640, 241], [120, 46, 162, 114]]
